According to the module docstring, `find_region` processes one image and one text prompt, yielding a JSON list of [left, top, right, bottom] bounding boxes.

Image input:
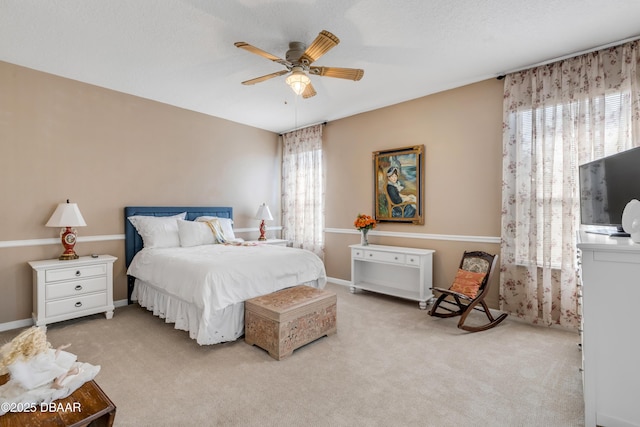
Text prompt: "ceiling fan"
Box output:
[[234, 30, 364, 99]]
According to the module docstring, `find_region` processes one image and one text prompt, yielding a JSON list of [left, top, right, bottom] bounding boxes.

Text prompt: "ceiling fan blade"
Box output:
[[309, 66, 364, 81], [241, 70, 289, 85], [302, 83, 317, 99], [234, 42, 292, 68], [299, 30, 340, 65]]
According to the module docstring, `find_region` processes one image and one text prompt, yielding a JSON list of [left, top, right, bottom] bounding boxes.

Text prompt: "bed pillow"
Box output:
[[449, 268, 486, 298], [177, 219, 223, 247], [195, 216, 236, 241], [128, 212, 186, 248]]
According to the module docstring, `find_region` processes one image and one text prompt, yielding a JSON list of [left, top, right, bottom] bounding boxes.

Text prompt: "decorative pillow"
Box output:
[[177, 219, 219, 247], [195, 216, 236, 241], [450, 268, 486, 298], [127, 213, 186, 248]]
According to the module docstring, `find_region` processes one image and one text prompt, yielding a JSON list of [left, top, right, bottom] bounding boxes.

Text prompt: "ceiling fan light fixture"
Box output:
[[286, 67, 311, 95], [235, 30, 363, 99]]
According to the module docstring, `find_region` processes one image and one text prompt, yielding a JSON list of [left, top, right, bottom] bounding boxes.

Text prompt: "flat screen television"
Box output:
[[579, 146, 640, 236]]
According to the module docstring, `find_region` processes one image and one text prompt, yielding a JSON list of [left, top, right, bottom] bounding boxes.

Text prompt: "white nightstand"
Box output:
[[250, 239, 290, 246], [29, 255, 117, 327]]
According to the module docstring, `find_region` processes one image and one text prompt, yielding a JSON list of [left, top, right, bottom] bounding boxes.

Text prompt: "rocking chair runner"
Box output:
[[429, 251, 507, 332]]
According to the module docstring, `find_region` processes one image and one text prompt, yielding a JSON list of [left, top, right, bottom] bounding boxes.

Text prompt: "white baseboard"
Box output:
[[0, 318, 34, 333], [0, 299, 130, 333], [327, 277, 351, 287]]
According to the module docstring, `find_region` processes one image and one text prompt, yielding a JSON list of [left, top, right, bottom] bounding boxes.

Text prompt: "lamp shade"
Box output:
[[46, 201, 87, 227], [285, 67, 311, 95], [255, 203, 273, 221]]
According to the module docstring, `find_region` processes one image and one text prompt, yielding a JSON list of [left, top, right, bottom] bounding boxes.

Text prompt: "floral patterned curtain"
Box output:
[[500, 41, 640, 329], [281, 124, 325, 258]]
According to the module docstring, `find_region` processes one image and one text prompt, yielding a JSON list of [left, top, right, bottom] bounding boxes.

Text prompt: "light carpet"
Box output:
[[0, 283, 584, 427]]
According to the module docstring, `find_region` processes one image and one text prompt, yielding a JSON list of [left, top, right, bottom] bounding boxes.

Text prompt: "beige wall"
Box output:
[[0, 59, 504, 326], [323, 78, 504, 307], [0, 61, 280, 324]]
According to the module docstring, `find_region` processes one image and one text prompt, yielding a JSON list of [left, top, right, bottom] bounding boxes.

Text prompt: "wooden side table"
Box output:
[[0, 374, 116, 426]]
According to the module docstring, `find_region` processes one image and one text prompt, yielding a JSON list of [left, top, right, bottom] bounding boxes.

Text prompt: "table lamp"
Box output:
[[46, 199, 87, 260], [255, 203, 273, 241]]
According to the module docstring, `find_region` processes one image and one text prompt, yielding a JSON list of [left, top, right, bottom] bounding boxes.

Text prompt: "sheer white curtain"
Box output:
[[281, 124, 325, 258], [500, 41, 640, 328]]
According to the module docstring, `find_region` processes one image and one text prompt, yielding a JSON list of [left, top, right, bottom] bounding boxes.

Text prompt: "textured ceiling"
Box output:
[[2, 0, 640, 133]]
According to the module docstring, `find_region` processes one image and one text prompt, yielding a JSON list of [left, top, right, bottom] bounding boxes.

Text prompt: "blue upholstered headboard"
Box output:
[[124, 206, 233, 267], [124, 206, 233, 303]]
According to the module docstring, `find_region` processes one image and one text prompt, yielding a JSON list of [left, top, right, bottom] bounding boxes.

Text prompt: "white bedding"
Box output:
[[127, 244, 327, 345]]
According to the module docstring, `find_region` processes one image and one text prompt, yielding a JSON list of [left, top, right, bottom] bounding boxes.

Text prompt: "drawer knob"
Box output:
[[369, 254, 373, 257], [394, 257, 398, 260], [75, 270, 81, 277], [75, 285, 83, 291], [75, 301, 82, 308], [410, 258, 414, 262]]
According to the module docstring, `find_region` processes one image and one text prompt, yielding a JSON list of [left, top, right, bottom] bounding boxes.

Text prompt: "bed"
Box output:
[[124, 206, 327, 345]]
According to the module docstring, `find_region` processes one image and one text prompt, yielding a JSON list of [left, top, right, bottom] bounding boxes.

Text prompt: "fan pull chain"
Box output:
[[294, 93, 299, 130]]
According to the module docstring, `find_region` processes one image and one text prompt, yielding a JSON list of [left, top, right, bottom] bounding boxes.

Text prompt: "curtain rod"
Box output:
[[279, 121, 327, 136], [497, 34, 640, 79]]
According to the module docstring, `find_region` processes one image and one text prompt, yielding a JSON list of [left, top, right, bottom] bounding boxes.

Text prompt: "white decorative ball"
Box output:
[[631, 218, 640, 243], [622, 199, 640, 239]]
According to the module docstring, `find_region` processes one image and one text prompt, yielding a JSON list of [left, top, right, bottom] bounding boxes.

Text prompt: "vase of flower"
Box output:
[[354, 214, 376, 247], [361, 228, 369, 246]]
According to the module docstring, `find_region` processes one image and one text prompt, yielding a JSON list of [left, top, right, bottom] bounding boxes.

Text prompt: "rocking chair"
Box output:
[[429, 251, 507, 332]]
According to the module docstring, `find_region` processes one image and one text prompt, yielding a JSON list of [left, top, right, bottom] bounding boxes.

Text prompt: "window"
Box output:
[[500, 40, 640, 328], [281, 124, 325, 257]]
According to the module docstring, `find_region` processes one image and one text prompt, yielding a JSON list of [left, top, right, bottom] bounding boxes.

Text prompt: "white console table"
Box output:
[[349, 244, 434, 309], [577, 231, 640, 427]]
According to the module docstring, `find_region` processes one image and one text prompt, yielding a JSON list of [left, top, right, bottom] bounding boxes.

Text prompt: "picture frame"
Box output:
[[373, 145, 424, 224]]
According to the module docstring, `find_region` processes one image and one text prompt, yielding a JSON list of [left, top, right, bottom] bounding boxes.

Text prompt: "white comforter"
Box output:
[[127, 244, 327, 312]]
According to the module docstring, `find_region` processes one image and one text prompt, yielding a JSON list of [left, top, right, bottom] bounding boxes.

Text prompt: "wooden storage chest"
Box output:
[[245, 285, 337, 360]]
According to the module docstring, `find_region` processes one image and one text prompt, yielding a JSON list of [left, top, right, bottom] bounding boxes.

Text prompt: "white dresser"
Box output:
[[29, 255, 117, 327], [349, 244, 434, 309], [577, 232, 640, 427]]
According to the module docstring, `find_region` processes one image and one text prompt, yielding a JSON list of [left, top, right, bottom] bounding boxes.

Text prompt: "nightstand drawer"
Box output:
[[46, 292, 107, 318], [364, 250, 406, 264], [45, 263, 106, 283], [406, 255, 421, 266], [46, 277, 107, 300]]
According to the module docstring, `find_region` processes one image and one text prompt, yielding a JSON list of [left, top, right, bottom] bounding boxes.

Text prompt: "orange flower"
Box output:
[[354, 214, 376, 231]]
